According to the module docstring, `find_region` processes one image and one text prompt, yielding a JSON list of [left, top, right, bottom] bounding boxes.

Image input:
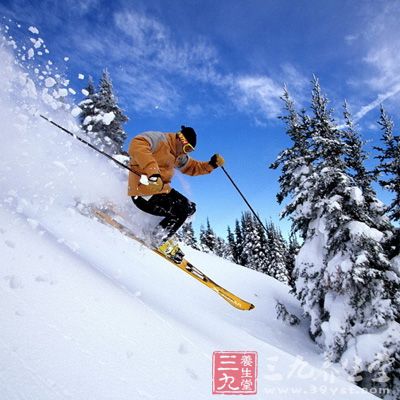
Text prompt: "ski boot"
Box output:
[[157, 239, 185, 263]]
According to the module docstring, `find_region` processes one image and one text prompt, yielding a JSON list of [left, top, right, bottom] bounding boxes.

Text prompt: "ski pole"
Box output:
[[39, 114, 135, 174], [221, 165, 269, 235]]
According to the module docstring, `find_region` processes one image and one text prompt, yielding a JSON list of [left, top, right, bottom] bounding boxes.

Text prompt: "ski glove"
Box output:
[[149, 174, 163, 190], [138, 174, 163, 193], [209, 154, 225, 169]]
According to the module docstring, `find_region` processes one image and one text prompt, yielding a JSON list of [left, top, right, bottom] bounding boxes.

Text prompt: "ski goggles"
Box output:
[[177, 132, 195, 153]]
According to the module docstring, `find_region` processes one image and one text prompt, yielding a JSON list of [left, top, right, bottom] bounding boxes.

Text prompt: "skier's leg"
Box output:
[[157, 189, 196, 239], [132, 189, 196, 245]]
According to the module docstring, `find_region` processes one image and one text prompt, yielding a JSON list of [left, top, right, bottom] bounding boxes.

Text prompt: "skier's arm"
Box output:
[[176, 155, 214, 176], [129, 135, 160, 177]]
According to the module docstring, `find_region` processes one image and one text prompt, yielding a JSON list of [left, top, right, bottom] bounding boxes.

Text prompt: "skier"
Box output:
[[128, 126, 224, 262]]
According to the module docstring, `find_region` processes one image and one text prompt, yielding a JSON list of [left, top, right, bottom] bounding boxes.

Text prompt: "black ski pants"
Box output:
[[132, 189, 196, 244]]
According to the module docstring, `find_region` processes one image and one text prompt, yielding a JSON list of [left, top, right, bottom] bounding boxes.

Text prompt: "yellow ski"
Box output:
[[84, 205, 255, 311]]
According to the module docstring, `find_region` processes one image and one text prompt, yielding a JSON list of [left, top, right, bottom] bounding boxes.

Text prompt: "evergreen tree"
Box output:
[[78, 75, 97, 137], [342, 101, 375, 199], [234, 219, 245, 265], [240, 212, 269, 272], [270, 86, 315, 239], [273, 77, 400, 395], [227, 226, 240, 263], [199, 224, 208, 252], [341, 101, 391, 232], [178, 221, 200, 250], [374, 107, 400, 329], [85, 75, 96, 96], [93, 69, 128, 154], [286, 234, 300, 288], [214, 236, 233, 260], [254, 219, 270, 274], [375, 106, 400, 225], [264, 222, 290, 284], [199, 220, 232, 259], [240, 212, 259, 270], [309, 76, 345, 170], [199, 219, 217, 253], [78, 70, 128, 155]]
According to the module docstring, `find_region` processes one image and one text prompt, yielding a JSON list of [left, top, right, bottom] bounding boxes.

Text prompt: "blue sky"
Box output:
[[1, 0, 399, 238]]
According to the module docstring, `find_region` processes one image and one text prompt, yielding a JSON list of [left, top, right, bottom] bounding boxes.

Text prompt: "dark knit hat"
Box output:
[[181, 125, 197, 148]]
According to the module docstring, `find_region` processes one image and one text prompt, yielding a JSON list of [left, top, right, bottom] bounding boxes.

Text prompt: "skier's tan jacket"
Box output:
[[128, 131, 213, 196]]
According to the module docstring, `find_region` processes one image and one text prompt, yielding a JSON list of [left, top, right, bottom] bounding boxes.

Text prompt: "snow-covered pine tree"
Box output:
[[240, 212, 269, 271], [177, 221, 200, 250], [214, 236, 233, 260], [79, 70, 128, 155], [263, 222, 290, 284], [373, 107, 400, 334], [342, 101, 376, 198], [240, 212, 259, 270], [199, 219, 217, 253], [374, 106, 400, 259], [234, 219, 245, 265], [92, 69, 128, 155], [78, 75, 97, 139], [275, 301, 300, 326], [270, 86, 315, 238], [199, 224, 207, 252], [254, 219, 270, 274], [341, 101, 393, 240], [286, 234, 300, 288], [375, 106, 400, 221], [274, 77, 400, 396], [86, 75, 96, 96], [227, 226, 240, 263]]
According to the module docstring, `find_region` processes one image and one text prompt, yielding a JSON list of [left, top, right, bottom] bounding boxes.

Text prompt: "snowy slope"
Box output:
[[0, 36, 377, 399]]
